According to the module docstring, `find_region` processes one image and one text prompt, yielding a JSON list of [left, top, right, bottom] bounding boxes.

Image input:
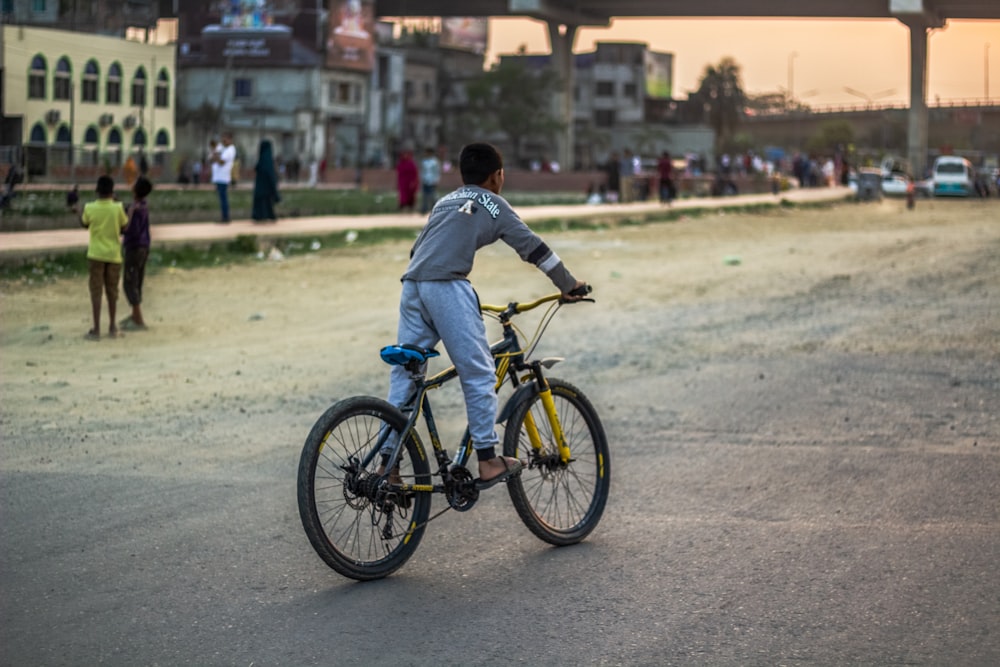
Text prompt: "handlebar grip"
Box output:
[[568, 284, 592, 298]]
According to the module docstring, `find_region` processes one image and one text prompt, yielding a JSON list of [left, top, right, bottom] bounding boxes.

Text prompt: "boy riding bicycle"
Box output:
[[385, 142, 587, 488]]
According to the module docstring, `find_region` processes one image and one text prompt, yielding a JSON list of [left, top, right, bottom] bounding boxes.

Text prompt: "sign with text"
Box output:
[[326, 0, 375, 72]]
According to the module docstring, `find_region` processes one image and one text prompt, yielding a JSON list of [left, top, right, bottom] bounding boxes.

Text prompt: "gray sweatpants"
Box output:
[[387, 279, 499, 450]]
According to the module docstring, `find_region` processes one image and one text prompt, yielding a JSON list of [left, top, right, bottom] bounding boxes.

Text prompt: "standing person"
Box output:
[[604, 151, 621, 203], [418, 146, 441, 214], [120, 177, 153, 331], [72, 175, 128, 340], [122, 155, 138, 188], [383, 142, 588, 487], [395, 148, 418, 213], [191, 156, 202, 186], [211, 132, 236, 223], [251, 139, 280, 223], [657, 150, 675, 204]]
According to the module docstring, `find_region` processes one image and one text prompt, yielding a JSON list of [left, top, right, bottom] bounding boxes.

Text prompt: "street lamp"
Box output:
[[986, 43, 991, 102], [788, 51, 798, 103], [843, 87, 896, 108]]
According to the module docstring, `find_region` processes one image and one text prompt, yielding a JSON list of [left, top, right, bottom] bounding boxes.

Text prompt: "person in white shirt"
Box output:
[[212, 132, 237, 223], [418, 147, 441, 214]]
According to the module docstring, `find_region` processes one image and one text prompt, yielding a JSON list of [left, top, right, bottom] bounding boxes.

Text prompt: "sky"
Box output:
[[486, 17, 1000, 108]]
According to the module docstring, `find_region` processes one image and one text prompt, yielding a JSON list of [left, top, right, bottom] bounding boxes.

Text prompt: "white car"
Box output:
[[931, 156, 976, 197], [881, 173, 911, 197]]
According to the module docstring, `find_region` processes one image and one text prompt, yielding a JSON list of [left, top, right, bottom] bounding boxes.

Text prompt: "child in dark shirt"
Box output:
[[121, 177, 153, 330]]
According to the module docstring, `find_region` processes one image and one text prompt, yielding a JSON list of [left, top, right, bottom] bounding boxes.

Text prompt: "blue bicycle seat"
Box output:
[[380, 344, 440, 367]]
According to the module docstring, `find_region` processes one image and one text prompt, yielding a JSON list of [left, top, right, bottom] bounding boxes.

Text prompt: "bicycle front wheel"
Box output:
[[503, 379, 610, 546], [297, 396, 431, 580]]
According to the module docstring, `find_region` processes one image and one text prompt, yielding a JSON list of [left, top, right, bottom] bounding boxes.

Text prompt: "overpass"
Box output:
[[375, 1, 1000, 175]]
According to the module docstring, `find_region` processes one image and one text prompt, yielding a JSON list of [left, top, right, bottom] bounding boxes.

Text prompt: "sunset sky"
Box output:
[[486, 17, 999, 108]]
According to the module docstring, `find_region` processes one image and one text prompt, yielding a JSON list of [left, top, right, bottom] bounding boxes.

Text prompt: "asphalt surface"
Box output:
[[2, 188, 998, 667]]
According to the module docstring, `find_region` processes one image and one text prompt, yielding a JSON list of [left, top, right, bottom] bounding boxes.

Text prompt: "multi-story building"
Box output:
[[1, 24, 176, 178], [501, 41, 713, 169]]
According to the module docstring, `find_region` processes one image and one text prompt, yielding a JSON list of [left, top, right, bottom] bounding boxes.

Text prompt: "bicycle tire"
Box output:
[[503, 379, 610, 546], [297, 396, 431, 580]]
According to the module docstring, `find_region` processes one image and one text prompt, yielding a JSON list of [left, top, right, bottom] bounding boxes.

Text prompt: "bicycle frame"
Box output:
[[368, 293, 575, 497]]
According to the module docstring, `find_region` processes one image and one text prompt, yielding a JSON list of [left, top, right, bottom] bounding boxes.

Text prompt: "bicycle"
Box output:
[[296, 288, 610, 580]]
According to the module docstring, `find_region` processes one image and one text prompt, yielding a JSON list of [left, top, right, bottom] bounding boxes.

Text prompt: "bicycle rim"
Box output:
[[504, 379, 610, 546], [297, 397, 431, 580]]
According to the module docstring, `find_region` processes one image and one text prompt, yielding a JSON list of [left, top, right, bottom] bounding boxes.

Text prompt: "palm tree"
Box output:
[[692, 57, 747, 154]]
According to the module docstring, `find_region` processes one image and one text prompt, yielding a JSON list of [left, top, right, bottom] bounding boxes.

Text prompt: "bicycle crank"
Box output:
[[445, 466, 479, 511]]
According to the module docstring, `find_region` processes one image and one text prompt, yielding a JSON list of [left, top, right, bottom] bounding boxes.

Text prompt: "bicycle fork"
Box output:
[[522, 362, 572, 464]]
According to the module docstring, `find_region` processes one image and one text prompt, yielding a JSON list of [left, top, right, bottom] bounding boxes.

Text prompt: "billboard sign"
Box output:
[[326, 0, 375, 72], [644, 50, 673, 100], [440, 17, 488, 54]]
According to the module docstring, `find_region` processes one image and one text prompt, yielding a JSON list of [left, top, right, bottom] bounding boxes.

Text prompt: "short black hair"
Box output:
[[134, 176, 153, 199], [96, 175, 115, 197], [460, 143, 503, 186]]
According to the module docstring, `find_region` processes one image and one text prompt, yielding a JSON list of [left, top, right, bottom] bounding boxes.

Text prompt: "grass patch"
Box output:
[[0, 197, 835, 286]]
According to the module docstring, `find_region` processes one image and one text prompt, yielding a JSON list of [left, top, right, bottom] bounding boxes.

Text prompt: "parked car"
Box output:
[[881, 172, 911, 197], [930, 156, 976, 197]]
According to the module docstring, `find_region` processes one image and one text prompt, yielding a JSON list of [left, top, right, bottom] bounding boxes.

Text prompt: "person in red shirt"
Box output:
[[396, 150, 419, 213]]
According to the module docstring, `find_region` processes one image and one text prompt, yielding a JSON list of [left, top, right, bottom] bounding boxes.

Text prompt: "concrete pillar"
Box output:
[[904, 19, 931, 178], [547, 21, 577, 171]]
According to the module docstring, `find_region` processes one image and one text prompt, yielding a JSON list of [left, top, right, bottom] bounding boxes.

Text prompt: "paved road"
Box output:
[[0, 187, 849, 257], [3, 189, 997, 667]]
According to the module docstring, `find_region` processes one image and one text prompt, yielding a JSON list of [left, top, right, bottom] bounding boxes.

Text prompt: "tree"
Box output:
[[463, 56, 565, 166], [806, 120, 855, 156], [692, 57, 747, 154]]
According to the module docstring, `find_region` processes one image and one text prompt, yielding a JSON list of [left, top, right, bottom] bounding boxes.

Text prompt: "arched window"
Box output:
[[82, 59, 99, 103], [55, 124, 72, 144], [28, 54, 46, 100], [155, 69, 170, 108], [131, 66, 147, 107], [107, 62, 122, 104], [107, 127, 122, 146], [155, 129, 170, 148], [54, 56, 72, 100], [29, 123, 47, 143], [84, 126, 100, 144], [133, 128, 147, 147]]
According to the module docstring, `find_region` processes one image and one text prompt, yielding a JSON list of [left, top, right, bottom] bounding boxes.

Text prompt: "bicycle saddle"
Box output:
[[379, 344, 440, 366]]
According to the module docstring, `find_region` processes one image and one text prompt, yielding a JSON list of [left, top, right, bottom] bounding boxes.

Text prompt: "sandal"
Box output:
[[84, 330, 100, 341], [475, 456, 523, 490]]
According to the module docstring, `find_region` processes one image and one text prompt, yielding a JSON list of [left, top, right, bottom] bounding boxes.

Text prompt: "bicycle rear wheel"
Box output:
[[297, 396, 431, 580], [503, 379, 610, 546]]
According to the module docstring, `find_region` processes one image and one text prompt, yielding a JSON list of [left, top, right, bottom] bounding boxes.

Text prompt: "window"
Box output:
[[54, 57, 71, 100], [82, 60, 99, 103], [330, 81, 354, 104], [404, 80, 414, 99], [107, 62, 122, 104], [595, 81, 614, 97], [423, 81, 433, 101], [28, 55, 46, 100], [155, 69, 170, 107], [233, 78, 252, 99], [131, 67, 147, 107], [155, 129, 169, 148], [624, 83, 637, 100], [133, 128, 147, 148], [55, 125, 71, 144], [595, 109, 616, 128], [107, 128, 122, 146], [84, 126, 99, 144], [29, 123, 46, 143], [32, 0, 46, 10]]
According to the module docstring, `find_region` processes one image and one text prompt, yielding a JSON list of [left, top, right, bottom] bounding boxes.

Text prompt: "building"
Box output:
[[0, 24, 176, 178], [501, 41, 713, 169]]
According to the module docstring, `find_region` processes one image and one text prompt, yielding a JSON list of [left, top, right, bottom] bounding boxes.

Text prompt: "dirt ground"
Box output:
[[1, 197, 997, 472]]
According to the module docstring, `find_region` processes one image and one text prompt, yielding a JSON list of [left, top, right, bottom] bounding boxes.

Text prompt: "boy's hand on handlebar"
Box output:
[[562, 281, 591, 301]]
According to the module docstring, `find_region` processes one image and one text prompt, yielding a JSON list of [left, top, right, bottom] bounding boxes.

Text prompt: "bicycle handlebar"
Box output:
[[480, 284, 593, 316]]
